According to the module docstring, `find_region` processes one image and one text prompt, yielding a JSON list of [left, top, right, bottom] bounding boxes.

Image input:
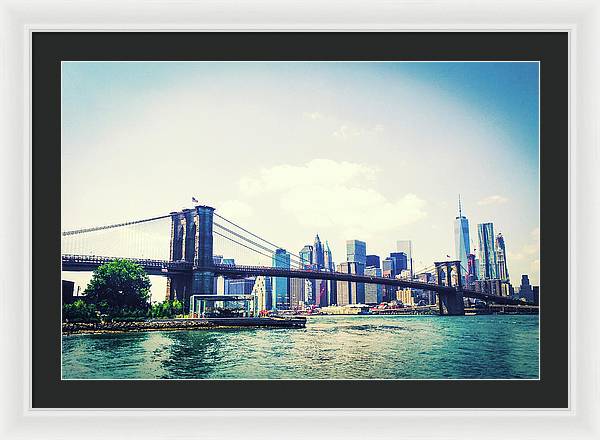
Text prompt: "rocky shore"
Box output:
[[62, 316, 307, 335]]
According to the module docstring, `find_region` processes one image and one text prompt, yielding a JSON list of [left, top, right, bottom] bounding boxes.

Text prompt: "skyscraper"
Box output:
[[346, 239, 367, 265], [366, 255, 381, 269], [251, 276, 272, 313], [396, 240, 413, 277], [346, 240, 366, 303], [313, 234, 325, 269], [324, 240, 334, 271], [335, 262, 364, 305], [477, 223, 498, 279], [454, 195, 471, 277], [495, 233, 510, 281], [299, 244, 313, 268], [364, 266, 383, 304], [519, 274, 534, 302], [389, 252, 408, 275], [272, 248, 290, 310]]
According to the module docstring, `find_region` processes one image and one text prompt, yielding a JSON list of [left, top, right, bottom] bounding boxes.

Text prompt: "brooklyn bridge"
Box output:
[[61, 204, 531, 316]]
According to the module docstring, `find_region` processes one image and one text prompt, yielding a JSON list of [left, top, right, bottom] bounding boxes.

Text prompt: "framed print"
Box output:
[[1, 0, 599, 439]]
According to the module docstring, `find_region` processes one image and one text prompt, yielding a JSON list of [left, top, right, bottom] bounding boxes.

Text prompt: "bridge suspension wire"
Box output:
[[62, 214, 171, 236], [213, 221, 303, 267], [213, 230, 302, 268], [213, 213, 305, 263]]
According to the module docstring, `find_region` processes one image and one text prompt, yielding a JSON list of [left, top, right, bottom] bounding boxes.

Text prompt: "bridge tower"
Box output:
[[165, 211, 191, 303], [166, 205, 215, 312], [192, 205, 215, 297], [434, 260, 465, 316]]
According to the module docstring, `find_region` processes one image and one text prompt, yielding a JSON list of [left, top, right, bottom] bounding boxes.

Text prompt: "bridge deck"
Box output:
[[61, 254, 528, 305]]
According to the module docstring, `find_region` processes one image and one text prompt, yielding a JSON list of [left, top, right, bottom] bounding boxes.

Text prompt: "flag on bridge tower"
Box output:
[[192, 197, 199, 204]]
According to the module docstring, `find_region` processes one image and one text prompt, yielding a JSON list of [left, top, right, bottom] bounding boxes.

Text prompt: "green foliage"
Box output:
[[84, 259, 151, 310], [63, 299, 99, 323], [148, 299, 183, 319]]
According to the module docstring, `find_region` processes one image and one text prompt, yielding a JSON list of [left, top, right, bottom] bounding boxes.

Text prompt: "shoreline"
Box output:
[[62, 316, 306, 335]]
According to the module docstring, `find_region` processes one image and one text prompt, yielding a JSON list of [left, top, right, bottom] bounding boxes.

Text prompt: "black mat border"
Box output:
[[32, 32, 568, 408]]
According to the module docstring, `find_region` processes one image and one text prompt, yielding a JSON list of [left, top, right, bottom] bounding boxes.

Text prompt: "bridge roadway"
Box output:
[[61, 254, 525, 305]]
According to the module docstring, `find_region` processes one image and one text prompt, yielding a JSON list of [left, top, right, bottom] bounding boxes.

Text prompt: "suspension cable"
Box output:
[[214, 212, 304, 261], [214, 222, 303, 266], [213, 230, 301, 268], [62, 214, 171, 236]]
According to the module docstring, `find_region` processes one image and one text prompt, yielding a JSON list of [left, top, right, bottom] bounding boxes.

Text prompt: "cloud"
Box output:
[[303, 111, 324, 120], [238, 159, 427, 237], [477, 195, 509, 206], [215, 200, 254, 220]]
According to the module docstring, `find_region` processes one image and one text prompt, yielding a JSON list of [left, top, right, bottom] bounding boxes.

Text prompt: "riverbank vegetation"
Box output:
[[62, 259, 182, 322]]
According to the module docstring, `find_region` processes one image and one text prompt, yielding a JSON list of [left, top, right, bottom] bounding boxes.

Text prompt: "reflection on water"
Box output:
[[62, 314, 539, 380]]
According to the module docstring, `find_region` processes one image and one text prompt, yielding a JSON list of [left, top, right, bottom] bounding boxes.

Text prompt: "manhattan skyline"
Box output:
[[62, 61, 540, 300]]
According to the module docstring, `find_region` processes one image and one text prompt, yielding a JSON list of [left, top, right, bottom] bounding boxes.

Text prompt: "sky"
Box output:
[[61, 61, 540, 301]]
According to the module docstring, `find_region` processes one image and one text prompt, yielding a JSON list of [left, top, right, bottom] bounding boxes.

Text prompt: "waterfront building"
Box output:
[[366, 254, 381, 269], [272, 248, 290, 310], [467, 253, 477, 286], [304, 278, 315, 305], [251, 276, 272, 313], [226, 277, 256, 310], [289, 277, 304, 310], [299, 245, 313, 268], [532, 286, 540, 305], [389, 252, 408, 275], [336, 262, 364, 305], [477, 223, 499, 279], [519, 274, 534, 302], [495, 233, 510, 281], [324, 240, 335, 271], [315, 278, 328, 307], [396, 288, 415, 306], [313, 234, 325, 269], [396, 240, 413, 277], [454, 196, 471, 278], [346, 240, 366, 303], [364, 266, 383, 304]]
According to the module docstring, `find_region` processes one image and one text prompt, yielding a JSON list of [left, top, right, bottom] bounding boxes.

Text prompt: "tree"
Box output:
[[84, 259, 151, 311]]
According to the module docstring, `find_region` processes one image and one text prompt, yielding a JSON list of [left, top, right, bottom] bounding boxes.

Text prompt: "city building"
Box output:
[[336, 262, 364, 305], [477, 223, 499, 279], [272, 248, 290, 310], [347, 239, 367, 265], [495, 233, 510, 281], [226, 277, 256, 309], [313, 234, 325, 269], [454, 196, 471, 278], [364, 266, 383, 304], [467, 253, 477, 286], [382, 257, 395, 277], [366, 254, 381, 269], [251, 276, 272, 313], [324, 240, 335, 271], [315, 278, 328, 307], [289, 277, 305, 310], [396, 240, 413, 277], [346, 240, 366, 303], [396, 288, 415, 306], [389, 252, 408, 275], [532, 286, 540, 305], [299, 245, 313, 268], [519, 274, 534, 302]]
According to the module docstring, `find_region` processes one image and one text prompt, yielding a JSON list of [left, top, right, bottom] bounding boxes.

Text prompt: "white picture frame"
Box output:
[[1, 0, 598, 438]]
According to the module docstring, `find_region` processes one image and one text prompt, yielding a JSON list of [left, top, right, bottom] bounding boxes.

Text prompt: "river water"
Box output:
[[62, 314, 539, 380]]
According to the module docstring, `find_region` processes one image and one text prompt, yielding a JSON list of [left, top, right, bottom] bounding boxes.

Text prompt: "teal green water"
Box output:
[[62, 314, 539, 379]]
